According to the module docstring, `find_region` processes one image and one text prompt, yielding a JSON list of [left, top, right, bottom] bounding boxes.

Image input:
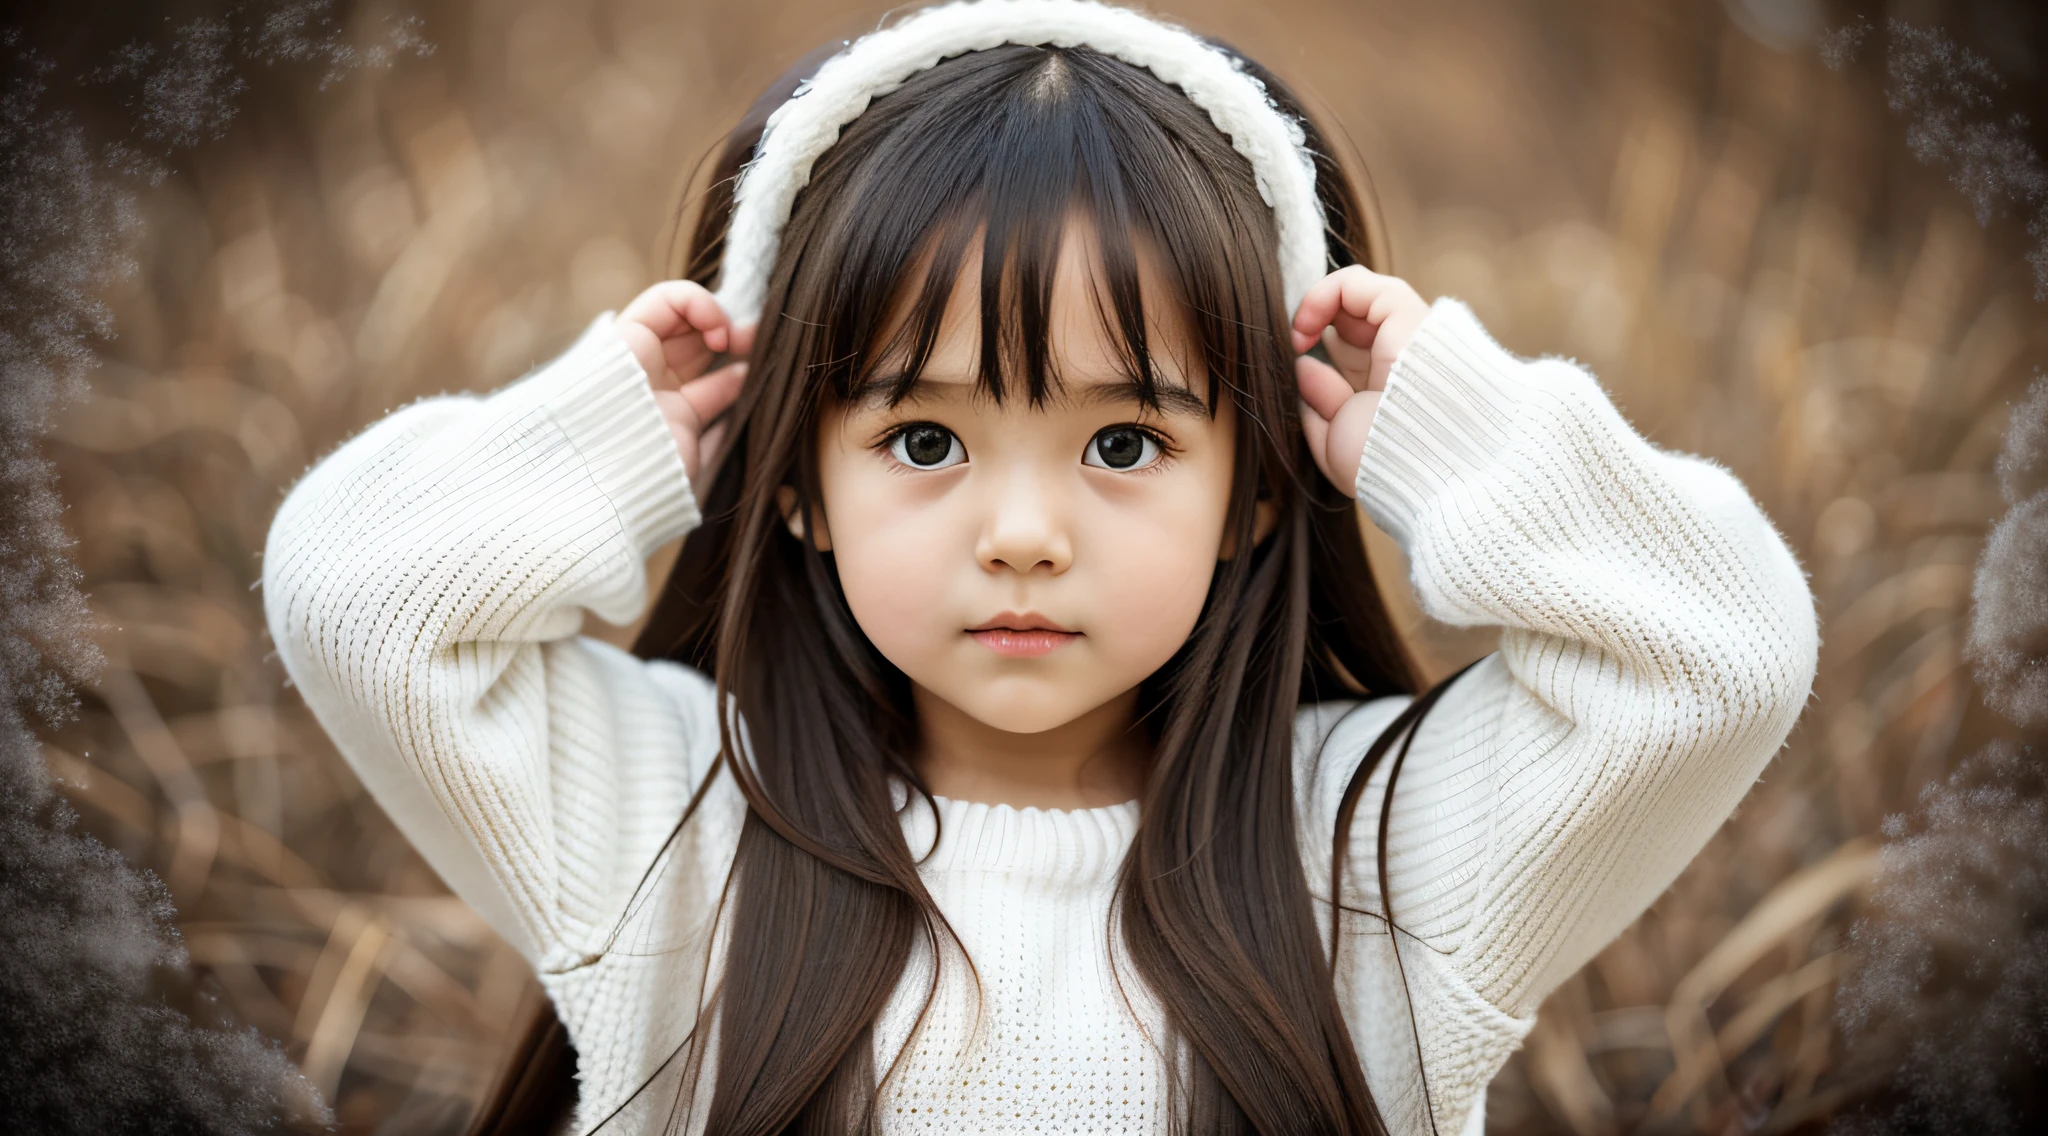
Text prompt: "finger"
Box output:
[[680, 360, 748, 429], [1297, 400, 1337, 488], [1323, 320, 1377, 390], [621, 280, 731, 353], [1367, 307, 1426, 392], [620, 280, 713, 332], [1290, 266, 1388, 353], [1331, 308, 1380, 352], [671, 319, 757, 388], [619, 280, 698, 334], [1290, 272, 1347, 353], [663, 332, 716, 387], [1325, 388, 1384, 490], [1295, 354, 1354, 421], [685, 288, 732, 355], [1334, 267, 1394, 320]]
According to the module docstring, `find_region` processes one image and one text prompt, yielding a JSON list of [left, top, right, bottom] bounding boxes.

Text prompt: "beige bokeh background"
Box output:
[[39, 0, 2046, 1131]]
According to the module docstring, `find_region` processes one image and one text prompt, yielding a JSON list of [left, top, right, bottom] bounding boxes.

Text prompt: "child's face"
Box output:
[[810, 222, 1239, 739]]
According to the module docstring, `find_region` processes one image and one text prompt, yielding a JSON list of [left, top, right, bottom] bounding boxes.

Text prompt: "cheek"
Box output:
[[836, 521, 953, 659], [817, 449, 964, 670], [1078, 480, 1228, 672]]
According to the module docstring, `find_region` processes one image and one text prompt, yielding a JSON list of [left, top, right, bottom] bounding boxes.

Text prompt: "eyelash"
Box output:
[[872, 421, 1180, 473], [1085, 424, 1176, 473], [880, 422, 967, 471]]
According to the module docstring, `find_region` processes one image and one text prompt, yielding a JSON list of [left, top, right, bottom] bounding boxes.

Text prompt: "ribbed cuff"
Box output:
[[507, 313, 701, 560], [1353, 297, 1540, 548]]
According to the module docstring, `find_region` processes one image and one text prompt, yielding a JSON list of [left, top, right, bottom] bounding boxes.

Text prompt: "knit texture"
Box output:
[[261, 298, 1818, 1135]]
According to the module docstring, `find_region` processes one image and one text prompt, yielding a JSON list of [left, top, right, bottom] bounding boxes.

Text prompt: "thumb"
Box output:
[[1324, 389, 1384, 493]]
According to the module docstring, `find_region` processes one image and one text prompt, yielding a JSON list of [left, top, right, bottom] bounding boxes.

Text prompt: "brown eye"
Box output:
[[1084, 426, 1161, 471], [891, 424, 966, 469]]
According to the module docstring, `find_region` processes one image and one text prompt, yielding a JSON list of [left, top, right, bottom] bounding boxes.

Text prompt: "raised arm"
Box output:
[[1293, 285, 1817, 1132], [261, 316, 726, 970]]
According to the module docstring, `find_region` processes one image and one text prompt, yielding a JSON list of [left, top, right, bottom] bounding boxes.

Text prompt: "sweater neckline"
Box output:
[[928, 791, 1141, 817], [900, 792, 1140, 883]]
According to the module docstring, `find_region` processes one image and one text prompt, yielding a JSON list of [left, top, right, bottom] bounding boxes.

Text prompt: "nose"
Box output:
[[976, 463, 1073, 576]]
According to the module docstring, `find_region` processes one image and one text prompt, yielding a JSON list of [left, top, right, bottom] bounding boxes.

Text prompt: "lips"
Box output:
[[967, 612, 1079, 657]]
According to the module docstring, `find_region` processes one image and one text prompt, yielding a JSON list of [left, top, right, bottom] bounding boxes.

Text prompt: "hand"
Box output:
[[1290, 266, 1429, 492], [615, 280, 756, 487]]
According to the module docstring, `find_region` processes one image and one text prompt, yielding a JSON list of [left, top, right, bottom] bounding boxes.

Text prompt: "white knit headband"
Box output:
[[712, 0, 1329, 325]]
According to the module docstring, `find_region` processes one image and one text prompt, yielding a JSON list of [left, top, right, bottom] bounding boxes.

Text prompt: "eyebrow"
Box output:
[[864, 375, 1209, 416]]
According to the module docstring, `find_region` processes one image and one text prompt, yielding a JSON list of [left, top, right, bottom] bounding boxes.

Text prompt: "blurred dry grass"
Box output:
[[35, 0, 2048, 1132]]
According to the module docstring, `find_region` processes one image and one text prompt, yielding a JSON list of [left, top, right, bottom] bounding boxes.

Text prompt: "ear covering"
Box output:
[[713, 0, 1329, 325]]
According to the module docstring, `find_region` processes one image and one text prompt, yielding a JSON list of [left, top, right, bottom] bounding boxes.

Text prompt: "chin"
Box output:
[[949, 688, 1094, 736]]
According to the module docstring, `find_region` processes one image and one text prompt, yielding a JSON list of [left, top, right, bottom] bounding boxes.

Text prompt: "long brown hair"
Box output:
[[470, 31, 1456, 1136]]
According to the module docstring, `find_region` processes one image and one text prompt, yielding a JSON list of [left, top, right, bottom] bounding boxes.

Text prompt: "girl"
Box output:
[[262, 2, 1818, 1133]]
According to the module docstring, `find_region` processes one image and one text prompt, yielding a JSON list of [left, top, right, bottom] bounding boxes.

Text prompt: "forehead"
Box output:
[[867, 210, 1202, 402]]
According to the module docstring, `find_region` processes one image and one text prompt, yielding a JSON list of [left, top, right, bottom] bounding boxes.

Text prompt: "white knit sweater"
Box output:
[[261, 297, 1818, 1135]]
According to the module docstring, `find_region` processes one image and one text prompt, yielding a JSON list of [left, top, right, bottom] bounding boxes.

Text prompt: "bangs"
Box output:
[[794, 44, 1285, 415]]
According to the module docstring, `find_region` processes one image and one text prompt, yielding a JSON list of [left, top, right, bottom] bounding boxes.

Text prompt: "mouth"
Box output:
[[966, 612, 1079, 658]]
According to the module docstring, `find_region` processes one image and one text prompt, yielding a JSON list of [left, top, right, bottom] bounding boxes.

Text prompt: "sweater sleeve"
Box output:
[[1300, 297, 1817, 1028], [261, 315, 726, 971]]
